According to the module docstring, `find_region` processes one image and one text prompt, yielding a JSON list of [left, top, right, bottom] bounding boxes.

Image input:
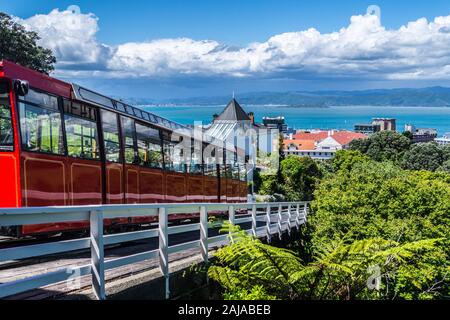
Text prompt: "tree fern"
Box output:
[[208, 224, 445, 300]]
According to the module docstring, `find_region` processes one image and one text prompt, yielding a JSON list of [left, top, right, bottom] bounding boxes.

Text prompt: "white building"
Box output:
[[435, 133, 450, 146], [284, 130, 367, 160]]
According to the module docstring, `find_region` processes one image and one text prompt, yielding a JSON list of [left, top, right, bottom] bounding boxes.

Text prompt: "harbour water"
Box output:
[[143, 105, 450, 135]]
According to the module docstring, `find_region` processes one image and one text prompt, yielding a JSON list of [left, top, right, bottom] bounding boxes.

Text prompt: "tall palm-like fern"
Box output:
[[208, 222, 445, 300]]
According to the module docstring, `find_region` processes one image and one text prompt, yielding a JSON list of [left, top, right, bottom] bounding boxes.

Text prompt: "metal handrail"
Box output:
[[0, 201, 309, 300]]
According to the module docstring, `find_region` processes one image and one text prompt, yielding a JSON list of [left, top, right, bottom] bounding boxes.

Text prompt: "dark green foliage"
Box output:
[[0, 12, 56, 74], [252, 168, 263, 193], [209, 223, 446, 300], [440, 160, 450, 173], [402, 130, 413, 140], [278, 133, 285, 161], [259, 174, 280, 196], [350, 131, 450, 172], [210, 155, 450, 300], [258, 156, 322, 201], [280, 156, 322, 201], [310, 160, 450, 299], [401, 142, 445, 172], [349, 131, 411, 163]]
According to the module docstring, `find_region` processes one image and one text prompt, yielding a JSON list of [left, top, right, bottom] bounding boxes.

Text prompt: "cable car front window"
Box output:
[[0, 82, 13, 151], [19, 102, 64, 155]]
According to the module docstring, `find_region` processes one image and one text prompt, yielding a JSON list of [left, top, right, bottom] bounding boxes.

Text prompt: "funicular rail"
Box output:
[[0, 202, 310, 300]]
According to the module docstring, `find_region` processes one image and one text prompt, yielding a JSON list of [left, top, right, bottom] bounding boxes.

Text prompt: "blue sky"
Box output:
[[5, 0, 450, 45], [4, 1, 450, 99]]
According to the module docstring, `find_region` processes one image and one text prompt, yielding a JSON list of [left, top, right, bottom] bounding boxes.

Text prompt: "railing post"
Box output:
[[251, 204, 257, 237], [266, 204, 271, 243], [159, 207, 170, 299], [200, 206, 208, 263], [228, 205, 235, 243], [277, 204, 283, 240], [296, 203, 300, 230], [90, 209, 105, 300], [287, 204, 292, 236], [303, 203, 308, 223]]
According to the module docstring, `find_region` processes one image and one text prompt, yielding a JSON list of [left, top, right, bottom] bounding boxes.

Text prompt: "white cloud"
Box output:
[[17, 9, 112, 70], [16, 8, 450, 81]]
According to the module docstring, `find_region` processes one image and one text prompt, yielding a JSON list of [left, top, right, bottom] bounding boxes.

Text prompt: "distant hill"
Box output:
[[120, 87, 450, 107]]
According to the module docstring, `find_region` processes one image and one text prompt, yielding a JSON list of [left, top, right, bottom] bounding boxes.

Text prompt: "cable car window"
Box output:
[[64, 100, 96, 121], [77, 87, 114, 109], [240, 165, 247, 182], [0, 83, 13, 151], [226, 149, 236, 166], [64, 100, 99, 160], [23, 88, 58, 110], [148, 114, 156, 123], [101, 110, 121, 163], [120, 116, 137, 164], [133, 108, 143, 118], [203, 143, 217, 177], [116, 102, 126, 113], [232, 165, 240, 180], [189, 138, 203, 174], [124, 105, 133, 115], [19, 102, 64, 155], [0, 104, 13, 151], [162, 132, 185, 172], [135, 122, 163, 169]]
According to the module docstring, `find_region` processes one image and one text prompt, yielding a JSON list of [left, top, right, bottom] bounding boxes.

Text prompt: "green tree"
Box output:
[[402, 130, 413, 140], [280, 155, 322, 201], [401, 142, 445, 172], [309, 161, 450, 298], [259, 174, 279, 196], [278, 133, 285, 161], [349, 131, 411, 163], [332, 150, 370, 173], [0, 12, 56, 74], [443, 144, 450, 161], [439, 160, 450, 173]]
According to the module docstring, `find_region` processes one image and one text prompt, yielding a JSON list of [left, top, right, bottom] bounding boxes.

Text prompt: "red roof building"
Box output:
[[284, 130, 367, 160]]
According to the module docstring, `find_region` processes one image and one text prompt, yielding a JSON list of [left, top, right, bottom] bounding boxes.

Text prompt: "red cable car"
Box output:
[[0, 61, 248, 237]]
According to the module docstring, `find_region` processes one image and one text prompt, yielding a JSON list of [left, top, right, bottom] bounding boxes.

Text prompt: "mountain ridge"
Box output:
[[118, 86, 450, 107]]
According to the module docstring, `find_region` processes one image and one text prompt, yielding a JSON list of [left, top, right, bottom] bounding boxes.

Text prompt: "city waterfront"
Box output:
[[144, 105, 450, 134]]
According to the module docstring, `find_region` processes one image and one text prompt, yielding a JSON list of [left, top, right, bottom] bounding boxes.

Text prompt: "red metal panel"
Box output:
[[204, 176, 219, 203], [21, 152, 67, 207], [226, 178, 234, 202], [165, 172, 187, 202], [233, 180, 240, 203], [68, 159, 102, 206], [0, 79, 21, 208], [0, 60, 71, 98], [240, 181, 248, 202], [105, 163, 124, 204], [219, 167, 227, 203], [0, 154, 20, 207], [139, 168, 164, 203], [187, 175, 204, 202], [125, 165, 139, 204]]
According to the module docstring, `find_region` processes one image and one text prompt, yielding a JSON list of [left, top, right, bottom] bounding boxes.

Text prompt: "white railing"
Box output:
[[0, 201, 309, 300]]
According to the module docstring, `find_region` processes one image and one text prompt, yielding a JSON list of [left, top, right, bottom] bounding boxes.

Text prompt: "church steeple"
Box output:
[[215, 98, 251, 122]]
